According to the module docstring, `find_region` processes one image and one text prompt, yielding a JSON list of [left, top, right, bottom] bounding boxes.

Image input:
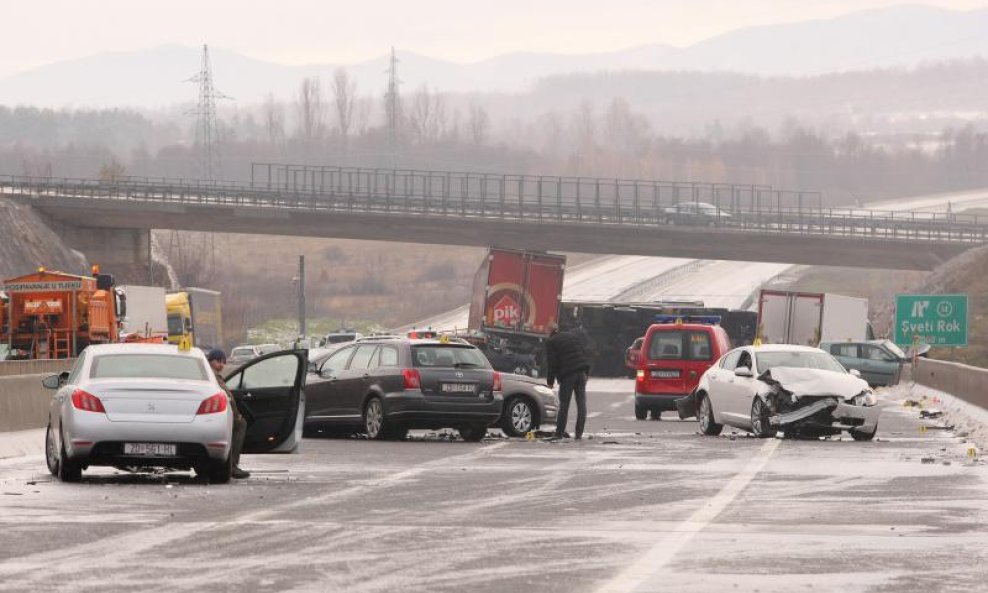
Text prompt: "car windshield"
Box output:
[[756, 350, 846, 374], [412, 345, 490, 368], [166, 314, 184, 336], [90, 353, 210, 381]]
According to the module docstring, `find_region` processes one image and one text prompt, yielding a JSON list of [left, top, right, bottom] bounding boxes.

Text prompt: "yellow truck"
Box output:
[[166, 288, 223, 349]]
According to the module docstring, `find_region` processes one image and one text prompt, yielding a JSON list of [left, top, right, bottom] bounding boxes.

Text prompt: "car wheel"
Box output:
[[205, 453, 232, 484], [57, 429, 82, 482], [364, 397, 389, 440], [750, 397, 774, 438], [387, 425, 409, 441], [45, 424, 59, 476], [698, 393, 723, 436], [501, 396, 536, 437], [635, 403, 647, 420], [459, 424, 488, 442], [650, 409, 662, 420], [850, 426, 877, 441]]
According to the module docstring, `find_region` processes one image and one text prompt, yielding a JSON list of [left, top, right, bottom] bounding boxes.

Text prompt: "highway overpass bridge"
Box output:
[[1, 165, 985, 271]]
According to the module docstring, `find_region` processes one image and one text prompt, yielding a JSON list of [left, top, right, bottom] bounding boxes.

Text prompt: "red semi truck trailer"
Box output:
[[465, 248, 566, 375]]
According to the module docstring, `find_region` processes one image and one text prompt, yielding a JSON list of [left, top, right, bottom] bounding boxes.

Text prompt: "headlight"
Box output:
[[853, 390, 877, 406]]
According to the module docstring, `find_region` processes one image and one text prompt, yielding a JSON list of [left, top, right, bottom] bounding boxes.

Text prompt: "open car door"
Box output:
[[224, 349, 307, 454]]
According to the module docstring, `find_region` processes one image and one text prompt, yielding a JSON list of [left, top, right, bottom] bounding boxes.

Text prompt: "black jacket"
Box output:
[[545, 329, 591, 386]]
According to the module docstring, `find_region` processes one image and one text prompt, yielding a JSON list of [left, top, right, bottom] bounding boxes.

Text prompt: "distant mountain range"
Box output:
[[1, 4, 987, 108]]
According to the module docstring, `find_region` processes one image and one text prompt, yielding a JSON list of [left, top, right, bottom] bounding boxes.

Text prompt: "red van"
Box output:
[[634, 318, 731, 420]]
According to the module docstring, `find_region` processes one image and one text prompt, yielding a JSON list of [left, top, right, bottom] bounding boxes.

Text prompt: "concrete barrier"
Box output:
[[0, 359, 74, 377], [912, 358, 988, 410], [0, 374, 53, 432]]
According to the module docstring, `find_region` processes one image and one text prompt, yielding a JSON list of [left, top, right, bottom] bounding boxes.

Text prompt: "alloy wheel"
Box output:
[[510, 400, 533, 433], [699, 397, 711, 432], [365, 399, 383, 438]]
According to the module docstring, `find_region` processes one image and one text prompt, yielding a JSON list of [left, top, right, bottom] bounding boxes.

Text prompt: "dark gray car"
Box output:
[[303, 337, 503, 441]]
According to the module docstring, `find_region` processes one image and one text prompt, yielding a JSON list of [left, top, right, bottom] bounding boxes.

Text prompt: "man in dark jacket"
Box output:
[[545, 324, 591, 439], [207, 348, 251, 479]]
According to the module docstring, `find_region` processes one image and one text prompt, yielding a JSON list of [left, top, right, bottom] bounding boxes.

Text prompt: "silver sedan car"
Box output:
[[497, 373, 559, 437], [43, 344, 307, 483]]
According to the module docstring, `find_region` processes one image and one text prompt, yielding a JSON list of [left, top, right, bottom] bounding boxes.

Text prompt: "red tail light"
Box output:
[[636, 369, 645, 383], [402, 368, 421, 390], [492, 371, 502, 392], [71, 389, 106, 413], [196, 392, 228, 415]]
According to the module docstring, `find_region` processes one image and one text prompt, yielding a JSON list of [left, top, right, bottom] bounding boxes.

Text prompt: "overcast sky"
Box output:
[[1, 0, 984, 79]]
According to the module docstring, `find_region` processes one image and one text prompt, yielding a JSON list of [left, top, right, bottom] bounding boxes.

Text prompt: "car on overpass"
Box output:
[[41, 344, 306, 483], [302, 336, 503, 441], [660, 202, 732, 225], [682, 344, 880, 440]]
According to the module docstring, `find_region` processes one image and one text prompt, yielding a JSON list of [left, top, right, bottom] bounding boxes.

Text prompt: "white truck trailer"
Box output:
[[117, 285, 168, 342], [756, 289, 870, 346]]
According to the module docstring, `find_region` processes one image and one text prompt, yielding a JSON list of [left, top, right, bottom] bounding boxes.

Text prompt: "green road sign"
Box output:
[[894, 294, 968, 347]]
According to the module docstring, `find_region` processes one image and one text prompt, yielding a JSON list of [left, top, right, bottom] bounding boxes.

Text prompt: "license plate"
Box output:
[[123, 443, 177, 456], [441, 383, 475, 394], [651, 369, 681, 379]]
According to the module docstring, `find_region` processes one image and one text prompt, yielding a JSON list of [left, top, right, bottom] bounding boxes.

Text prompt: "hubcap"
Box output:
[[366, 401, 382, 437], [511, 401, 532, 432], [699, 397, 710, 430], [752, 400, 764, 434], [46, 427, 58, 469]]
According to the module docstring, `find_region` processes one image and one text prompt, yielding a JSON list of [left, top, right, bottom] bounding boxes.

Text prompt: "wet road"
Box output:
[[1, 379, 986, 593]]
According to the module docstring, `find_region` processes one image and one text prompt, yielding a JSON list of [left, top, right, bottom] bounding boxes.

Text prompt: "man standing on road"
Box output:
[[207, 348, 251, 479], [545, 323, 591, 440]]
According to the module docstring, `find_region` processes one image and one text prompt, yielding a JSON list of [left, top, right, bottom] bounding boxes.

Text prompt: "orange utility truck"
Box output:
[[1, 268, 119, 359]]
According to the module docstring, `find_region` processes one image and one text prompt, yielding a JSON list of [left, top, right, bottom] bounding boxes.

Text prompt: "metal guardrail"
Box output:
[[1, 170, 986, 244]]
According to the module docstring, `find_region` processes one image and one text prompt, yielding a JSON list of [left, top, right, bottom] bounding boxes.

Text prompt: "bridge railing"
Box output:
[[1, 173, 986, 244]]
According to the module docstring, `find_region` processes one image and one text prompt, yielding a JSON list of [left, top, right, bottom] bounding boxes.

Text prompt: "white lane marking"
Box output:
[[609, 401, 624, 409], [587, 412, 601, 419], [595, 438, 780, 593]]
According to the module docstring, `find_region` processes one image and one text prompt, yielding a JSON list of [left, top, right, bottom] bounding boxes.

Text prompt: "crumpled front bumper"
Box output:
[[769, 397, 881, 433]]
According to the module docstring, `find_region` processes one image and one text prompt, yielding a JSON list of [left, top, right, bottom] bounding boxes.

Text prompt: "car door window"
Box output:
[[376, 346, 399, 367], [831, 344, 858, 358], [863, 346, 885, 361], [720, 350, 742, 370], [319, 347, 353, 376], [736, 351, 753, 372], [348, 345, 378, 370], [241, 355, 298, 390]]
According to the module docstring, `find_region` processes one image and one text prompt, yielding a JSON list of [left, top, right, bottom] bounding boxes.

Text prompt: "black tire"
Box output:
[[45, 424, 59, 476], [850, 426, 877, 441], [501, 396, 537, 437], [459, 424, 488, 442], [203, 452, 232, 484], [635, 403, 648, 420], [750, 398, 774, 438], [387, 425, 409, 441], [697, 393, 723, 436], [57, 429, 82, 482], [364, 397, 390, 441], [650, 409, 662, 420]]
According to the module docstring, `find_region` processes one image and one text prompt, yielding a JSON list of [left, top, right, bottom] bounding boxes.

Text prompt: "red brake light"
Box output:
[[492, 371, 502, 392], [196, 392, 228, 415], [402, 368, 421, 390], [71, 389, 106, 413], [636, 369, 645, 382]]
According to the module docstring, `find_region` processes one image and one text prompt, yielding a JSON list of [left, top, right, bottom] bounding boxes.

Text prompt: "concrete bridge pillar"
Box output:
[[42, 216, 149, 275]]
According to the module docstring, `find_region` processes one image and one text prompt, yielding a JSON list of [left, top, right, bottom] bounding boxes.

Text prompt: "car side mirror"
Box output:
[[734, 367, 754, 378], [41, 373, 64, 390], [849, 369, 862, 378]]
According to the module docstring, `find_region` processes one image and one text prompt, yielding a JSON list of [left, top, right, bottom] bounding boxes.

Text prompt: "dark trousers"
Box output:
[[231, 414, 247, 468], [556, 371, 588, 438]]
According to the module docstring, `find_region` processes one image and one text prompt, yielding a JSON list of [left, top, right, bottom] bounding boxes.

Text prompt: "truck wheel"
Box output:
[[698, 394, 723, 436], [635, 403, 647, 420], [750, 398, 774, 438]]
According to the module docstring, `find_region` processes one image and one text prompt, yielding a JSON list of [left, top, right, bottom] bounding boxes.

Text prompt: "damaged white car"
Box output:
[[676, 345, 880, 440]]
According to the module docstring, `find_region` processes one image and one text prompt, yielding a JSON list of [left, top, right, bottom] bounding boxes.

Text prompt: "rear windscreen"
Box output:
[[411, 346, 490, 369], [647, 331, 712, 361], [90, 354, 209, 381]]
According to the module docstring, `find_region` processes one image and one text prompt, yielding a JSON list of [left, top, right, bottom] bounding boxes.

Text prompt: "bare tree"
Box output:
[[409, 85, 448, 145], [263, 93, 285, 147], [295, 77, 326, 145], [332, 68, 357, 153], [468, 101, 490, 147]]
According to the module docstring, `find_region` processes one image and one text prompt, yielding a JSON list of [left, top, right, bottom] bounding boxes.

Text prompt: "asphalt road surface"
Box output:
[[1, 379, 985, 593]]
